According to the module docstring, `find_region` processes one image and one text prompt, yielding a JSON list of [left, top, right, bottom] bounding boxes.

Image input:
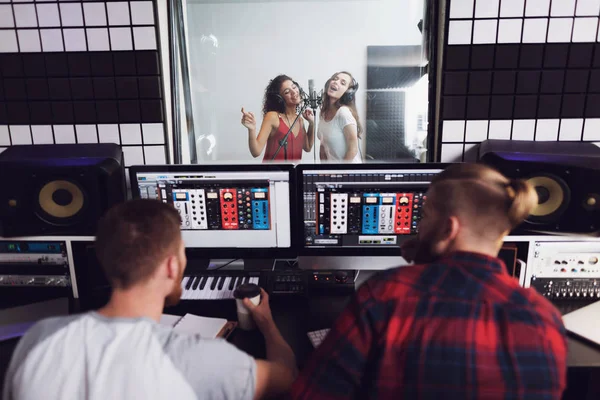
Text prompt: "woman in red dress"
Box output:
[[241, 75, 314, 162]]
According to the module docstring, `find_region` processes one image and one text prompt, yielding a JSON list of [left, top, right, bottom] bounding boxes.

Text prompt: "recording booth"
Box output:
[[1, 143, 600, 398]]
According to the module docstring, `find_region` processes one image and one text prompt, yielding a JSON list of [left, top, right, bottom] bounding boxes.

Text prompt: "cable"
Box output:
[[354, 270, 360, 283], [211, 258, 240, 270]]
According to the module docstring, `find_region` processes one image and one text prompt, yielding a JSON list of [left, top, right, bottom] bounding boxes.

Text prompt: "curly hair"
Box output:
[[262, 74, 294, 115]]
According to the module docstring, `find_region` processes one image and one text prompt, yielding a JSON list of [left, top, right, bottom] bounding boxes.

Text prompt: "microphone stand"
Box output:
[[271, 100, 309, 161]]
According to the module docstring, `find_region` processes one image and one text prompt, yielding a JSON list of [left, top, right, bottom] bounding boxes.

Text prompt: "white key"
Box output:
[[200, 277, 213, 299], [250, 277, 259, 285], [221, 277, 233, 299], [209, 278, 220, 299], [180, 277, 190, 299], [191, 277, 202, 299]]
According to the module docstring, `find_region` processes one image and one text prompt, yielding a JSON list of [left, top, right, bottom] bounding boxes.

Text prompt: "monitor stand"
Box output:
[[200, 258, 296, 271]]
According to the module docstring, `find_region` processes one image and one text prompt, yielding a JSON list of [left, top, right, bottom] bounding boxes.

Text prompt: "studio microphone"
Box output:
[[306, 79, 322, 110]]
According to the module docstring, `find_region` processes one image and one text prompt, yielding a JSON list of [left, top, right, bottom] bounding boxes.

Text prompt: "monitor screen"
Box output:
[[299, 164, 446, 255], [129, 165, 295, 257]]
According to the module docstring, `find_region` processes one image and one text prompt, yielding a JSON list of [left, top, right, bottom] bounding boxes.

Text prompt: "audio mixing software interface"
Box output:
[[301, 168, 444, 249], [133, 170, 292, 249]]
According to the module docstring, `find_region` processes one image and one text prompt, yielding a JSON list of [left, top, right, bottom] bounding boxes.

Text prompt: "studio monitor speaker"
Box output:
[[478, 140, 600, 236], [0, 144, 126, 237]]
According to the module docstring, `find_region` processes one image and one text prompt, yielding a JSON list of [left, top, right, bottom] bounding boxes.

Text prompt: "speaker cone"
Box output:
[[37, 180, 85, 224], [526, 175, 570, 224]]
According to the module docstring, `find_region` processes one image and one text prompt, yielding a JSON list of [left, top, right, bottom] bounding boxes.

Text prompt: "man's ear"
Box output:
[[434, 215, 461, 253], [165, 255, 179, 281], [446, 215, 461, 242]]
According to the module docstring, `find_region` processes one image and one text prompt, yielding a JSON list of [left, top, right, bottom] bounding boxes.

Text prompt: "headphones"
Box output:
[[340, 77, 359, 104], [267, 80, 302, 110]]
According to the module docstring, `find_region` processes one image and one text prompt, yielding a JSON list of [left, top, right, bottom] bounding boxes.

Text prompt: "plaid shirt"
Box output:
[[291, 251, 568, 400]]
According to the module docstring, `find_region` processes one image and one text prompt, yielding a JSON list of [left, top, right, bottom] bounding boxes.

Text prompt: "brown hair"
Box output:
[[429, 163, 538, 237], [95, 199, 182, 289], [321, 71, 363, 138]]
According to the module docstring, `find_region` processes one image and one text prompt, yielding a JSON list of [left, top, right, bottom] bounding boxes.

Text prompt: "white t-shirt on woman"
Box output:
[[318, 106, 362, 163]]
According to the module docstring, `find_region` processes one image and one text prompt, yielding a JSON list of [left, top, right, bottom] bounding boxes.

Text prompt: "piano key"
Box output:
[[210, 277, 219, 290], [243, 276, 250, 285], [250, 277, 259, 285], [199, 276, 209, 290], [228, 277, 236, 291], [220, 277, 232, 299], [192, 277, 200, 290], [181, 277, 190, 299], [217, 276, 226, 290], [185, 277, 194, 290], [234, 277, 242, 289], [201, 277, 214, 299]]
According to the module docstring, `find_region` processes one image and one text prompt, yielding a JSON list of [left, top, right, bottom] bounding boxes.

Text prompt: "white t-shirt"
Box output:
[[3, 312, 256, 400], [318, 106, 362, 163]]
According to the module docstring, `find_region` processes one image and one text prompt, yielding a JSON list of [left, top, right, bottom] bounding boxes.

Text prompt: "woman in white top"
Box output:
[[318, 71, 363, 163]]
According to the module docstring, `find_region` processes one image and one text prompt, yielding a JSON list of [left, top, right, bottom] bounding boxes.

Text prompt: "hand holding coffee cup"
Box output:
[[233, 283, 266, 330]]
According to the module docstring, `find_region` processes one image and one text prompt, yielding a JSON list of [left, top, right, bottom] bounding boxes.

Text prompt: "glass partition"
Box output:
[[173, 0, 431, 164]]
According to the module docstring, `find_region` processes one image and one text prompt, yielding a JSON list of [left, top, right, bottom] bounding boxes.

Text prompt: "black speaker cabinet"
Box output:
[[0, 144, 126, 237], [478, 140, 600, 235]]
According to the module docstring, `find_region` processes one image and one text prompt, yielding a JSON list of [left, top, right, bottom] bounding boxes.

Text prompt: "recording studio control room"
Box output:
[[1, 0, 600, 399]]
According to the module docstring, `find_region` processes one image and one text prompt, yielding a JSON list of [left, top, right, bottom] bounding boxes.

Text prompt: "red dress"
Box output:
[[262, 115, 305, 162]]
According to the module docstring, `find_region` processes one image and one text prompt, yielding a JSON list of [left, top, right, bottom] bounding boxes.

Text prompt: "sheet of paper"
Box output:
[[159, 314, 182, 327], [173, 313, 227, 338]]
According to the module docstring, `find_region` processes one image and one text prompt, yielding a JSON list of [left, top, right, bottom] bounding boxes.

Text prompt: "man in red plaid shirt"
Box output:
[[291, 163, 568, 400]]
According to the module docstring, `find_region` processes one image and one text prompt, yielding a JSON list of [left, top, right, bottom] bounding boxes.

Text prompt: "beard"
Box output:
[[164, 263, 184, 307], [413, 230, 448, 264]]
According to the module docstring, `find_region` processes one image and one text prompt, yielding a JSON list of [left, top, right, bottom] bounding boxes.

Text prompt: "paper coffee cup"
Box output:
[[233, 283, 261, 330]]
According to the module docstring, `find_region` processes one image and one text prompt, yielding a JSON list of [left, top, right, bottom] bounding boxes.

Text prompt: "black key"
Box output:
[[234, 277, 243, 288], [210, 276, 218, 290], [192, 276, 201, 290], [199, 276, 208, 290], [217, 276, 226, 290], [185, 277, 194, 290], [243, 276, 250, 285], [228, 277, 236, 290]]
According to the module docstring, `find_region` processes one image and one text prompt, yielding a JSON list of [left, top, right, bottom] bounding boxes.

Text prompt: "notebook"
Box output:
[[562, 301, 600, 347], [160, 313, 236, 339]]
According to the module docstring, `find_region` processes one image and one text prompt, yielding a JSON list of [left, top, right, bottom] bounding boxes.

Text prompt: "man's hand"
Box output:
[[243, 288, 274, 333]]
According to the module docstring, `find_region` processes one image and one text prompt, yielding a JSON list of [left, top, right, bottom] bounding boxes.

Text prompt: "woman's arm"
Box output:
[[243, 110, 278, 158], [342, 124, 359, 161]]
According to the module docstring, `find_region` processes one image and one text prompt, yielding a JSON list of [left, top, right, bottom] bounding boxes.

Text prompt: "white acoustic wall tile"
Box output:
[[441, 144, 464, 163], [63, 29, 87, 51], [37, 4, 61, 27], [98, 124, 120, 144], [0, 31, 18, 52], [465, 120, 488, 142], [475, 0, 499, 18], [488, 120, 512, 139], [500, 0, 525, 17], [13, 4, 37, 27], [31, 125, 54, 144], [142, 123, 165, 144], [133, 27, 156, 50], [40, 29, 63, 52], [59, 3, 83, 27], [547, 18, 574, 42], [535, 119, 559, 141], [9, 126, 32, 145], [17, 30, 41, 52], [523, 18, 548, 43], [107, 2, 130, 26], [463, 143, 479, 162], [83, 3, 107, 27], [75, 125, 98, 143], [473, 19, 498, 44], [512, 120, 536, 140], [559, 119, 584, 140], [120, 124, 142, 144], [53, 125, 75, 144], [525, 0, 551, 16], [442, 121, 465, 142], [87, 28, 110, 51], [0, 5, 14, 27], [450, 0, 474, 19], [131, 1, 154, 25], [109, 27, 133, 50], [576, 0, 600, 16], [498, 19, 523, 43], [0, 126, 10, 146], [448, 21, 473, 45], [551, 0, 576, 16], [144, 146, 166, 164], [573, 17, 598, 42], [583, 119, 600, 140], [122, 146, 144, 167]]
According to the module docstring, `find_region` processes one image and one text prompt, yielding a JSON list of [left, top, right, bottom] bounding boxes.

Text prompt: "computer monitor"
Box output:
[[297, 164, 448, 256], [129, 164, 296, 259]]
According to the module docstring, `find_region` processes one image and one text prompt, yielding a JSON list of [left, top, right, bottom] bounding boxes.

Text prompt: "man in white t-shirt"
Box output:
[[3, 199, 297, 400]]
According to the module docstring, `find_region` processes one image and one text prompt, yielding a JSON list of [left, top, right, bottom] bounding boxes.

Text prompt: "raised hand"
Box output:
[[302, 108, 315, 123], [241, 107, 256, 131]]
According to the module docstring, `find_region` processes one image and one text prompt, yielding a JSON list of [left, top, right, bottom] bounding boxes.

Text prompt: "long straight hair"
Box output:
[[320, 71, 363, 138]]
